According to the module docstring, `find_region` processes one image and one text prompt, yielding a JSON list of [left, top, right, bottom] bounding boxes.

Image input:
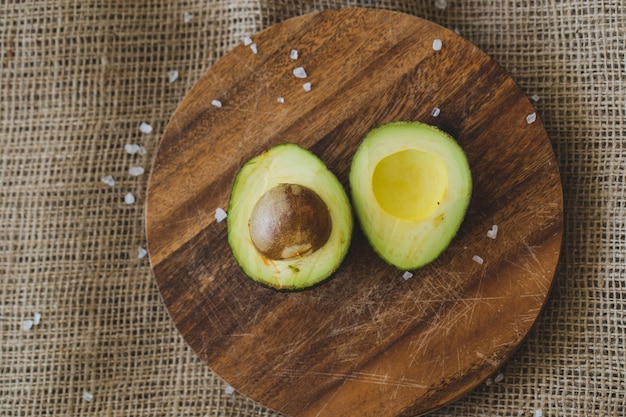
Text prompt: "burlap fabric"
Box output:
[[1, 1, 624, 415]]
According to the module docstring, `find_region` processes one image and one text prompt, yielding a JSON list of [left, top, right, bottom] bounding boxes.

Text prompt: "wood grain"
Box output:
[[145, 9, 563, 417]]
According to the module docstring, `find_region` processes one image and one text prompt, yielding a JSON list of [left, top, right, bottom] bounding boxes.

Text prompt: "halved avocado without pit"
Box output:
[[349, 121, 472, 270], [227, 143, 353, 291]]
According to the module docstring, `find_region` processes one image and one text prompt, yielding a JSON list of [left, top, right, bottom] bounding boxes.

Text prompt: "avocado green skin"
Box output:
[[227, 143, 353, 291], [349, 121, 472, 271]]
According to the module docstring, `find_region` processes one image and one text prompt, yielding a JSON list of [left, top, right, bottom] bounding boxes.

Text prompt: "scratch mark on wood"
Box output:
[[475, 350, 499, 367], [283, 369, 429, 389]]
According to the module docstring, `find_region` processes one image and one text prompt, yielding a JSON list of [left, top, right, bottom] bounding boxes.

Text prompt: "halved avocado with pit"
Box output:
[[227, 143, 353, 291], [349, 121, 472, 270]]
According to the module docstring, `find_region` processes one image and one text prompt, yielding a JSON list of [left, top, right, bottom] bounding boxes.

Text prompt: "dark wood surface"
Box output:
[[145, 9, 563, 417]]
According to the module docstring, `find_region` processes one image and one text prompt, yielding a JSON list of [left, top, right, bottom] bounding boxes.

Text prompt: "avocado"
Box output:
[[227, 143, 353, 291], [349, 121, 472, 270]]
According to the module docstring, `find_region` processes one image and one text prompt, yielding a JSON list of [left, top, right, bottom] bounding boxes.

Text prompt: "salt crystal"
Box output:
[[139, 122, 153, 134], [530, 94, 540, 102], [211, 99, 222, 108], [33, 312, 41, 325], [534, 409, 543, 417], [249, 43, 257, 54], [129, 166, 144, 176], [215, 208, 227, 222], [302, 82, 312, 92], [431, 107, 441, 117], [494, 373, 504, 383], [183, 11, 194, 23], [168, 70, 179, 83], [124, 193, 136, 205], [290, 49, 299, 60], [435, 0, 447, 10], [472, 255, 484, 265], [137, 146, 147, 156], [125, 144, 140, 154], [277, 97, 285, 104], [432, 39, 443, 51], [243, 36, 253, 46], [224, 384, 235, 395], [101, 175, 115, 187], [83, 391, 94, 402], [138, 247, 148, 259], [485, 378, 493, 386], [526, 112, 537, 124], [402, 271, 413, 280], [293, 66, 307, 78], [22, 319, 34, 331], [487, 224, 499, 239]]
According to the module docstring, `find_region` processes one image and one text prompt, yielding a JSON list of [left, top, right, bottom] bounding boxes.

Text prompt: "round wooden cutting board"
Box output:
[[146, 9, 563, 417]]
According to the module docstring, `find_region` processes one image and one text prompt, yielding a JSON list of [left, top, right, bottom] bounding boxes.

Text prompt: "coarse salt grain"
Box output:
[[534, 409, 543, 417], [139, 122, 153, 134], [129, 166, 144, 176], [249, 43, 258, 54], [277, 97, 285, 104], [224, 385, 235, 395], [125, 144, 140, 154], [290, 49, 299, 60], [101, 175, 115, 187], [211, 99, 222, 108], [33, 312, 41, 325], [494, 373, 504, 383], [302, 82, 312, 92], [435, 0, 447, 10], [530, 94, 540, 102], [22, 319, 34, 331], [431, 107, 441, 117], [402, 271, 413, 280], [168, 70, 179, 83], [243, 36, 253, 46], [183, 11, 193, 23], [472, 255, 484, 265], [138, 146, 147, 156], [432, 39, 443, 51], [138, 247, 148, 259], [526, 112, 537, 124], [215, 208, 227, 222], [485, 378, 493, 386], [83, 391, 94, 402], [487, 224, 499, 239], [124, 193, 136, 205], [293, 66, 307, 78]]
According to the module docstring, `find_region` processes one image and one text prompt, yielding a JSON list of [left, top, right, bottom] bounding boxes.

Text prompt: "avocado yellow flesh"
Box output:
[[227, 143, 352, 291], [372, 149, 448, 222], [350, 121, 472, 270]]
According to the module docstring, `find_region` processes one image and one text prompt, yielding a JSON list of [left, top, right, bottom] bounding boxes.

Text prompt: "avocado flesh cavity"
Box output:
[[349, 121, 472, 270], [228, 143, 353, 291]]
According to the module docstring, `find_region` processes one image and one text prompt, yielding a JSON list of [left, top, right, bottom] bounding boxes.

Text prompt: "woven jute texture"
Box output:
[[1, 0, 624, 415]]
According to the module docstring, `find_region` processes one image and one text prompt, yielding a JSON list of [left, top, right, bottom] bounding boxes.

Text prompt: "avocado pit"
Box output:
[[248, 183, 332, 260]]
